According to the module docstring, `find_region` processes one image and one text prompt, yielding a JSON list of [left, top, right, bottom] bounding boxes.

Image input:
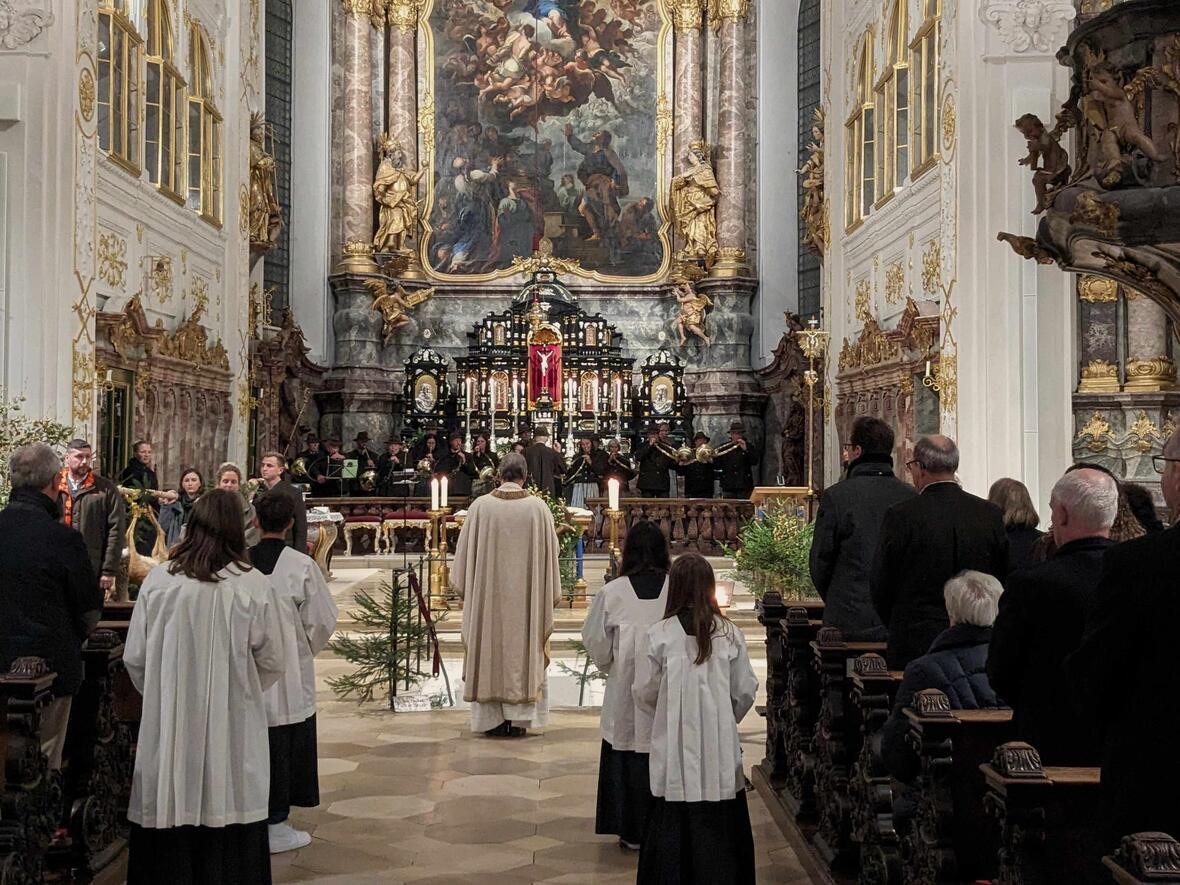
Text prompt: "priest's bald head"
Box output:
[[500, 453, 527, 484]]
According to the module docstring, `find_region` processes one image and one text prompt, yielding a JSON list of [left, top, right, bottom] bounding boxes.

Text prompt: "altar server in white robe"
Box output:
[[124, 489, 286, 885], [452, 452, 562, 737], [634, 552, 759, 885], [249, 491, 338, 854], [582, 520, 670, 850]]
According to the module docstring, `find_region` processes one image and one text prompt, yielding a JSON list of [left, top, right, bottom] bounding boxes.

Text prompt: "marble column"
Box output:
[[340, 0, 377, 270], [671, 0, 706, 174], [1124, 287, 1176, 391], [386, 0, 424, 278], [1076, 275, 1121, 393], [711, 0, 750, 279]]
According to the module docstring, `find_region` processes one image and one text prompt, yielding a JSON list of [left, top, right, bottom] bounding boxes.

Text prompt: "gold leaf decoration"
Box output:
[[97, 232, 128, 288], [884, 262, 905, 306], [78, 68, 96, 122]]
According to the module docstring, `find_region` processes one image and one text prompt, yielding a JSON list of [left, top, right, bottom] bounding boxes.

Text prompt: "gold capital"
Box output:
[[387, 0, 419, 31], [710, 0, 749, 27], [668, 0, 707, 31], [370, 0, 386, 28], [341, 0, 373, 18]]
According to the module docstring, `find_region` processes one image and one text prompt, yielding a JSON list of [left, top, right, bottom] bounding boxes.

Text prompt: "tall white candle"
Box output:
[[440, 476, 449, 508], [608, 478, 620, 511], [430, 477, 439, 511]]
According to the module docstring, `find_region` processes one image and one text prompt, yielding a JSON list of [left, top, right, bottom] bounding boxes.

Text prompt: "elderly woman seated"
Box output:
[[879, 570, 1005, 824]]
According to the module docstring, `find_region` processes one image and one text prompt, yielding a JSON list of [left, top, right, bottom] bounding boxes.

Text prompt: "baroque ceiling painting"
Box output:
[[420, 0, 672, 281]]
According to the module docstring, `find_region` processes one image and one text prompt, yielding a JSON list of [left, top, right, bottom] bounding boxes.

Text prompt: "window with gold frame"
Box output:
[[145, 0, 185, 201], [187, 24, 222, 226], [844, 32, 875, 231], [911, 0, 941, 176], [874, 0, 910, 205], [97, 1, 143, 174]]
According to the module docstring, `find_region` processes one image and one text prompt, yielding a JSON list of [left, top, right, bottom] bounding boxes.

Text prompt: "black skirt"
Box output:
[[637, 791, 757, 885], [127, 821, 271, 885], [269, 713, 321, 819], [595, 739, 653, 845]]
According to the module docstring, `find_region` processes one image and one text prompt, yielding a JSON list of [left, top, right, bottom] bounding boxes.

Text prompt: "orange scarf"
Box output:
[[57, 468, 94, 527]]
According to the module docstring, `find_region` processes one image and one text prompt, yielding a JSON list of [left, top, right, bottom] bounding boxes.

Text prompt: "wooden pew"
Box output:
[[901, 689, 1015, 883], [50, 629, 134, 877], [756, 591, 792, 789], [1104, 832, 1180, 884], [0, 657, 59, 885], [980, 741, 1104, 885], [99, 601, 142, 734], [848, 654, 905, 885], [811, 629, 887, 872]]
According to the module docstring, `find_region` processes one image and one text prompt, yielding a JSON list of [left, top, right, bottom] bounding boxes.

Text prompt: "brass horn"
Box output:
[[290, 457, 309, 478], [710, 440, 743, 460], [359, 469, 378, 492], [695, 444, 715, 463]]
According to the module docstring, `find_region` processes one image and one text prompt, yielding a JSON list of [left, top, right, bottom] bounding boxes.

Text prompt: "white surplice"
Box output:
[[582, 575, 668, 752], [634, 616, 759, 803], [262, 546, 338, 727], [124, 563, 286, 828]]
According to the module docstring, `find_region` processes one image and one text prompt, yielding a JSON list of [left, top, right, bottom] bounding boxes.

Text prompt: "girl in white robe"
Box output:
[[582, 520, 670, 849], [250, 491, 339, 855], [124, 489, 286, 885], [634, 552, 759, 885]]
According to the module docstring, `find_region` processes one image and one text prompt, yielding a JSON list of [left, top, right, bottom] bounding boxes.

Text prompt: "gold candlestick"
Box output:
[[605, 507, 624, 580], [795, 318, 830, 497], [428, 507, 452, 610]]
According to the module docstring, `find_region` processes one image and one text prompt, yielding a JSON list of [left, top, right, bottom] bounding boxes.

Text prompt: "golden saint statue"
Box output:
[[249, 113, 283, 251], [373, 134, 425, 255], [670, 140, 720, 268], [799, 107, 826, 256]]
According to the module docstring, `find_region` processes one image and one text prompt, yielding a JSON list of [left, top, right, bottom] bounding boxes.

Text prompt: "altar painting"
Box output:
[[420, 0, 671, 281]]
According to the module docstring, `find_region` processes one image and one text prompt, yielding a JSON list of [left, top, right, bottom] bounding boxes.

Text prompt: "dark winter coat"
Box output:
[[0, 489, 101, 695], [634, 442, 674, 495], [881, 623, 1001, 783], [678, 460, 717, 499], [58, 472, 127, 579], [716, 444, 759, 497], [1005, 524, 1045, 574], [254, 476, 308, 554], [1067, 525, 1180, 847], [988, 535, 1112, 765], [809, 459, 916, 641], [870, 483, 1009, 669]]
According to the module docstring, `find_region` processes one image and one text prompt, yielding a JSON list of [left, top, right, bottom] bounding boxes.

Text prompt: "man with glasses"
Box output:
[[809, 417, 915, 641], [1068, 432, 1180, 847], [869, 435, 1008, 669]]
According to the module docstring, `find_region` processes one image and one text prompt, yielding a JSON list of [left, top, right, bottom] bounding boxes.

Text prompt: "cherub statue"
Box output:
[[670, 140, 720, 268], [248, 113, 282, 250], [373, 134, 425, 255], [799, 107, 826, 255], [1084, 60, 1165, 185], [1014, 113, 1071, 214], [674, 277, 713, 347], [363, 278, 434, 344]]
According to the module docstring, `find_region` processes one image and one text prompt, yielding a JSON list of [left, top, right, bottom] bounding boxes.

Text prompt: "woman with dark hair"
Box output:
[[582, 521, 671, 850], [123, 489, 285, 885], [635, 552, 759, 884], [159, 467, 204, 546], [987, 478, 1043, 573], [1123, 482, 1166, 533]]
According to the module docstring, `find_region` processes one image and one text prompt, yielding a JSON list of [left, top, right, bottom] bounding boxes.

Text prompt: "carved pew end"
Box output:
[[1105, 832, 1180, 884]]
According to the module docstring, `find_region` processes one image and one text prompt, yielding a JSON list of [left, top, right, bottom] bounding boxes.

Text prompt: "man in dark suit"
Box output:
[[634, 426, 675, 498], [523, 427, 566, 499], [870, 435, 1008, 669], [435, 431, 479, 498], [256, 451, 308, 554], [810, 417, 915, 641], [347, 432, 378, 496], [679, 432, 718, 499], [716, 421, 759, 499], [988, 468, 1116, 765], [1067, 432, 1180, 848]]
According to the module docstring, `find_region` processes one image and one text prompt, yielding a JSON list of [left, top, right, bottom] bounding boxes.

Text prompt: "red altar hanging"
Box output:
[[528, 341, 562, 407]]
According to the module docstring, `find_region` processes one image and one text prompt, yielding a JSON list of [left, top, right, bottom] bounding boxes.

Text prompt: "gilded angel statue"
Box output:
[[674, 276, 713, 347], [363, 278, 434, 345], [670, 140, 720, 268]]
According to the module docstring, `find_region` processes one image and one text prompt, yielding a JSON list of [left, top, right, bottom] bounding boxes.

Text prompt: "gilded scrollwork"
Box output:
[[78, 68, 96, 122], [884, 262, 905, 306], [1125, 410, 1164, 453], [148, 256, 172, 304], [97, 232, 128, 288], [0, 1, 54, 50], [1070, 191, 1120, 236], [1076, 410, 1113, 453], [854, 280, 873, 324], [1078, 358, 1120, 393], [1079, 275, 1117, 303]]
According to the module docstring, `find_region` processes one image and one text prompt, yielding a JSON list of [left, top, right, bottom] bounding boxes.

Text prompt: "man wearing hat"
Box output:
[[435, 431, 479, 498], [311, 436, 348, 498], [299, 433, 329, 492], [564, 434, 608, 508], [377, 436, 411, 496], [524, 426, 566, 499], [602, 438, 635, 493], [679, 431, 718, 499], [716, 421, 759, 500], [347, 432, 378, 496], [634, 425, 676, 498]]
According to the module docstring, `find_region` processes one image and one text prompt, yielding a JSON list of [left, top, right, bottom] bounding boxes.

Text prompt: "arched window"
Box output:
[[97, 0, 142, 172], [145, 0, 184, 200], [187, 24, 222, 224], [845, 32, 874, 230], [911, 0, 941, 175], [875, 0, 910, 202]]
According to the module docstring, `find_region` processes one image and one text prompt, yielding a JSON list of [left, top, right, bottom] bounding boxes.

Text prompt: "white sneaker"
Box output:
[[268, 822, 312, 854]]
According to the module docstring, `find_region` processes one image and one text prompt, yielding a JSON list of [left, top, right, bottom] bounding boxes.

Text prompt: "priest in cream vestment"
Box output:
[[452, 453, 562, 736]]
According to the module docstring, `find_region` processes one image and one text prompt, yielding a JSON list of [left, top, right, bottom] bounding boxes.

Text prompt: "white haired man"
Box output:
[[880, 570, 1004, 788], [1068, 432, 1180, 847], [988, 467, 1117, 766]]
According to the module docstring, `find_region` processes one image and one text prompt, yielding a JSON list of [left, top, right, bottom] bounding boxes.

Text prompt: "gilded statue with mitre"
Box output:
[[671, 140, 720, 268], [373, 133, 425, 255], [249, 112, 283, 251]]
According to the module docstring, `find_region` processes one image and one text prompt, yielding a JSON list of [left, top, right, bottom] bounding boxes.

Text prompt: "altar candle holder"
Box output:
[[605, 508, 624, 582], [795, 317, 830, 497], [428, 506, 452, 610]]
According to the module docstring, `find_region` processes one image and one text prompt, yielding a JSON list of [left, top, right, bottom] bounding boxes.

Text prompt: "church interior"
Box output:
[[2, 0, 1180, 882]]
